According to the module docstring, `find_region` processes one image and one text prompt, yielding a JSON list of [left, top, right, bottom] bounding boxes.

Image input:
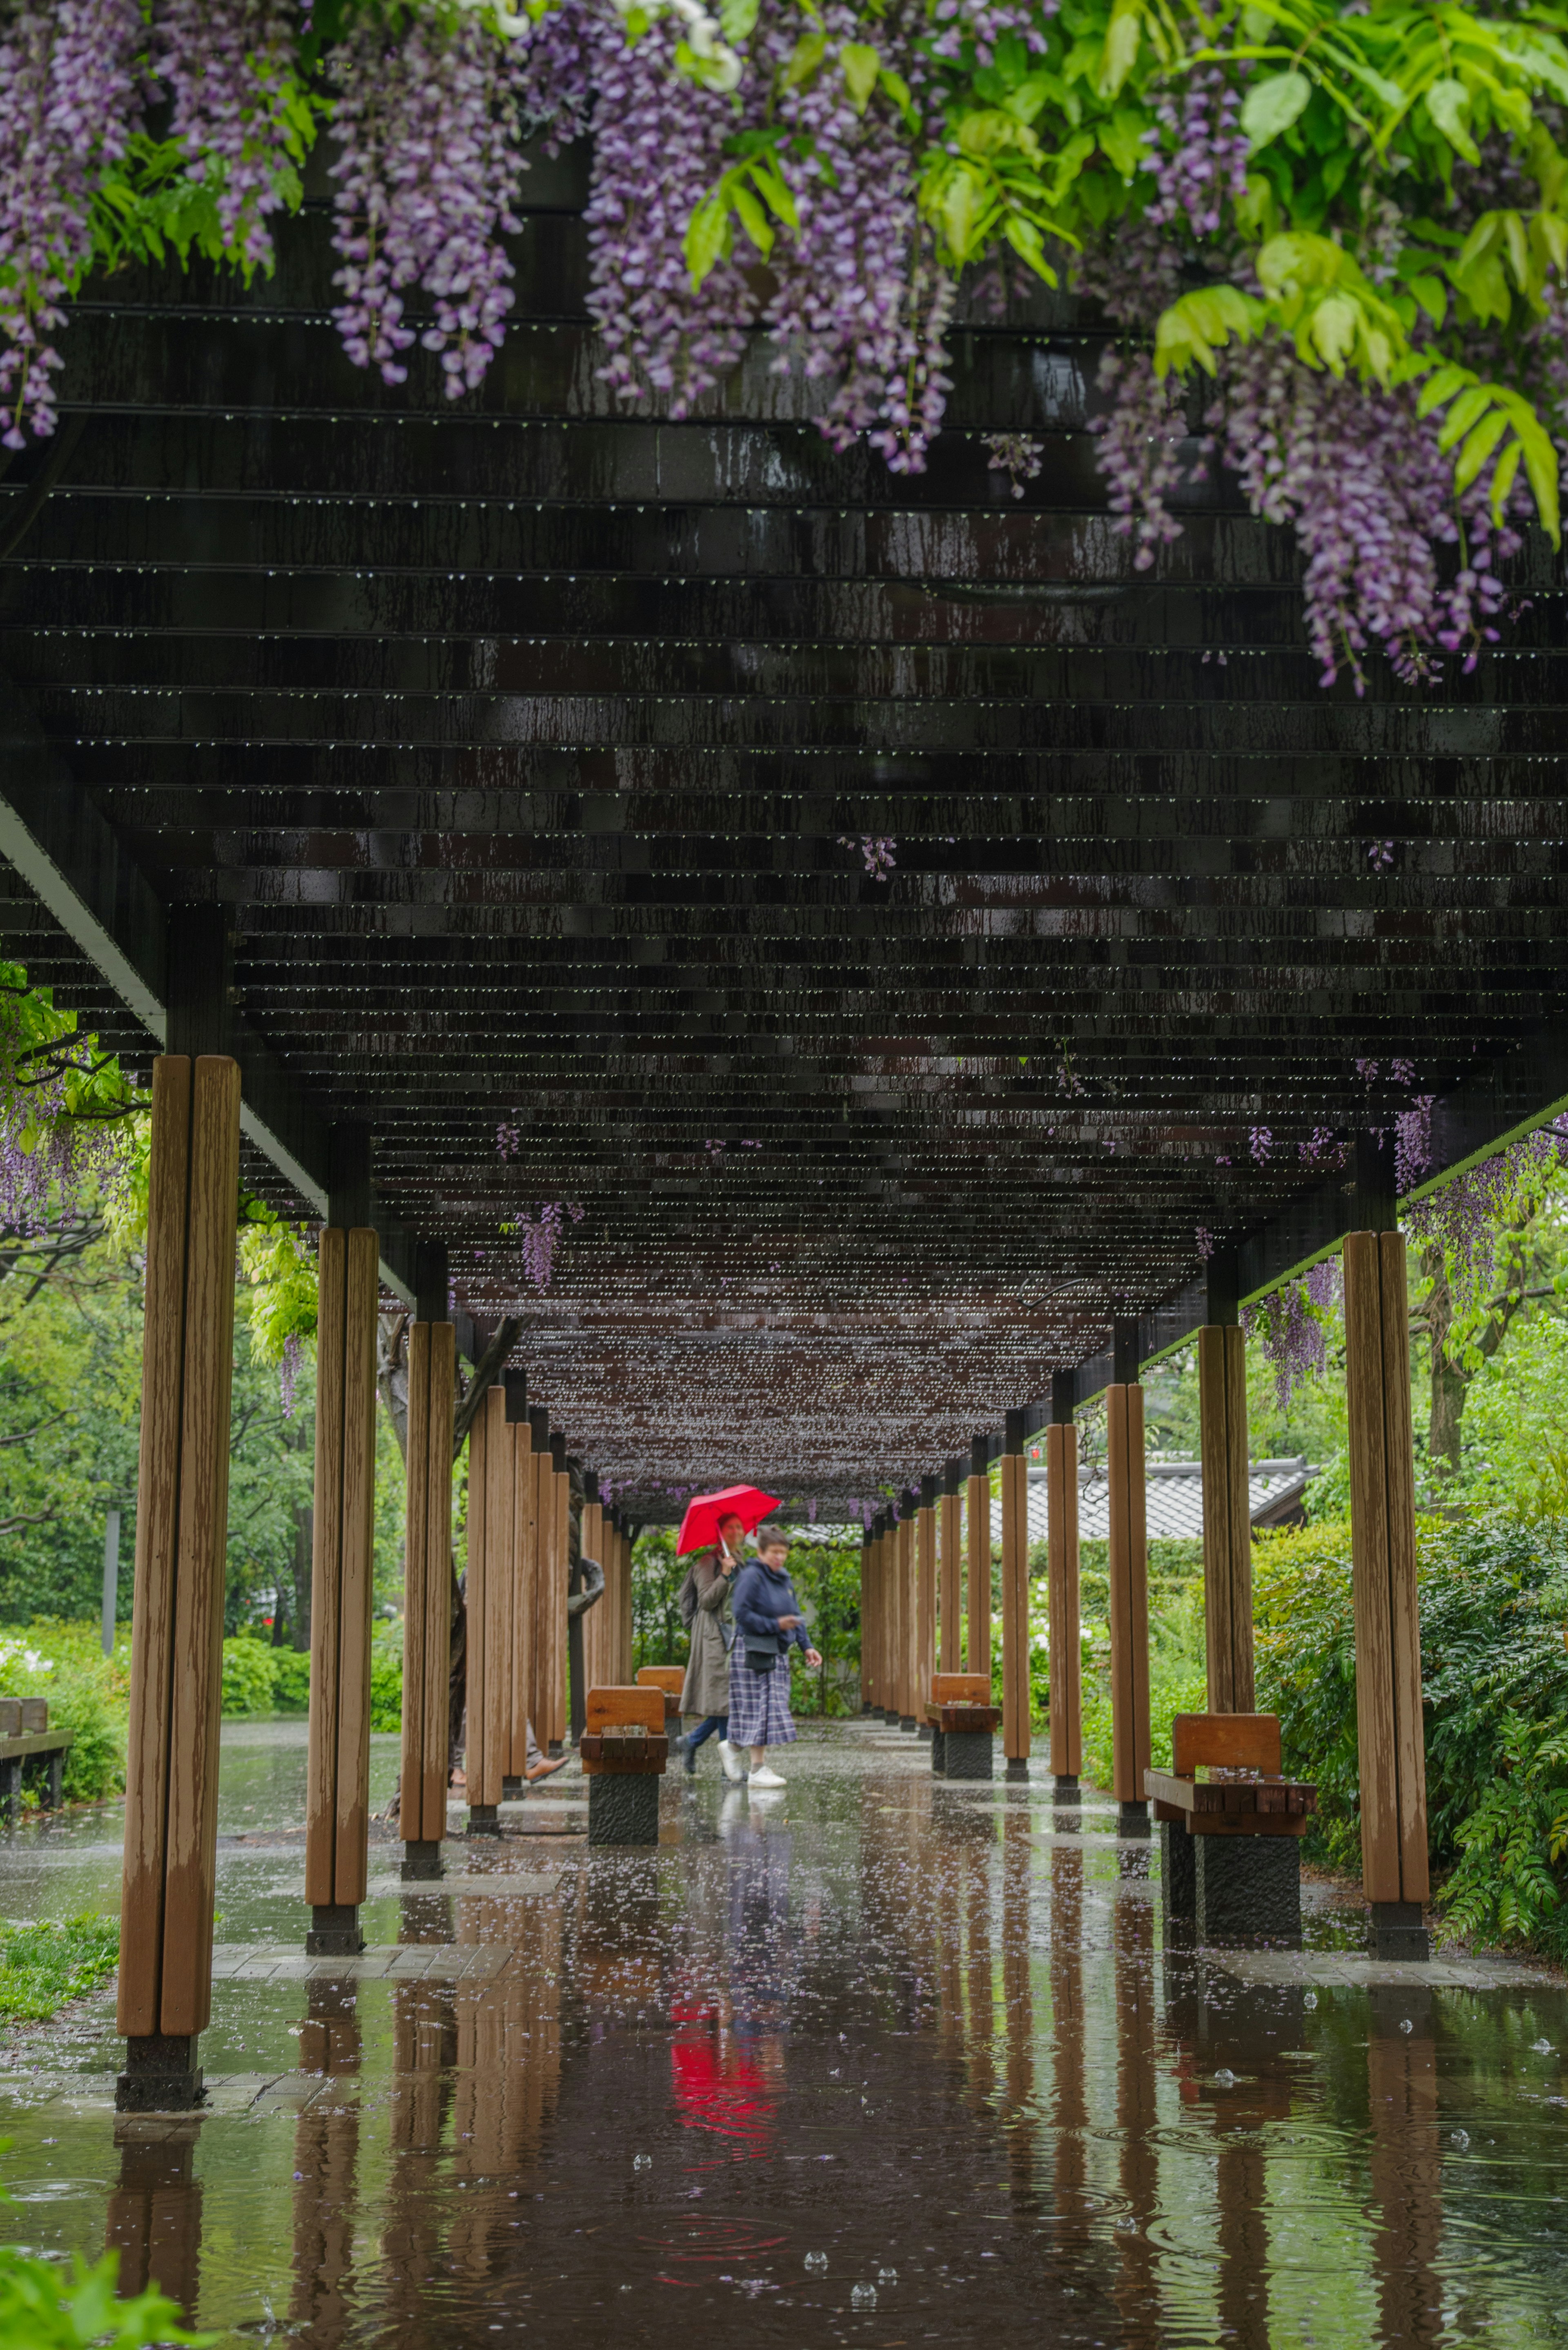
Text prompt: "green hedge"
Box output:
[[220, 1625, 404, 1726]]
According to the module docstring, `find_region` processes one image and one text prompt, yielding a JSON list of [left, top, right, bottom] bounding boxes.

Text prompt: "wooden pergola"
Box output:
[[2, 137, 1562, 2098]]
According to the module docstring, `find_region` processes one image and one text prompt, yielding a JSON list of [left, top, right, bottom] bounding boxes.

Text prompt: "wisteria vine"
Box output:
[[4, 0, 1567, 690]]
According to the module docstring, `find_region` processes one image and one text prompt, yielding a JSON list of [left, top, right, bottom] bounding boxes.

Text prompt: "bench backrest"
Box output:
[[586, 1686, 666, 1735], [933, 1674, 991, 1704], [636, 1666, 685, 1698], [1172, 1712, 1281, 1777]]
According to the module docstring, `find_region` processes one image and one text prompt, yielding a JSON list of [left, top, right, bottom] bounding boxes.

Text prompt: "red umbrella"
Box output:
[[676, 1485, 782, 1557]]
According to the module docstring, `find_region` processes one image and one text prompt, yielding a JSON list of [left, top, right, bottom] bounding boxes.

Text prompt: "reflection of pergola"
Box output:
[[1, 140, 1560, 2100]]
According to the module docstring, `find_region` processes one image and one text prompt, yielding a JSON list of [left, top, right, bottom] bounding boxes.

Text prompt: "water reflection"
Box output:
[[1368, 1987, 1443, 2348], [290, 1977, 361, 2348], [105, 2120, 203, 2321]]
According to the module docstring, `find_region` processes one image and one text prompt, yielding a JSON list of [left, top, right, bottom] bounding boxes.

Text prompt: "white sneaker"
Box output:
[[717, 1739, 745, 1782], [748, 1764, 786, 1788]]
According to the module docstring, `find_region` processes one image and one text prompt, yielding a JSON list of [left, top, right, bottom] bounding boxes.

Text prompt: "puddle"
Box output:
[[1, 1719, 1566, 2344]]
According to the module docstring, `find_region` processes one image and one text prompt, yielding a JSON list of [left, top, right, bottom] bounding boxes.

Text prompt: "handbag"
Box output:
[[743, 1635, 779, 1673]]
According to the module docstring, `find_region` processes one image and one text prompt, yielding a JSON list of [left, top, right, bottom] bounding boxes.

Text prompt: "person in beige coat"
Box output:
[[678, 1514, 742, 1777]]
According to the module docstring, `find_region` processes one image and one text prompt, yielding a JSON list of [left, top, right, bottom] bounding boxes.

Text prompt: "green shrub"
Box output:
[[0, 2239, 207, 2348], [1254, 1513, 1568, 1906], [369, 1621, 403, 1731], [47, 1672, 123, 1804], [219, 1634, 275, 1718], [0, 1915, 118, 2024], [1440, 1715, 1568, 1960], [269, 1648, 310, 1714]]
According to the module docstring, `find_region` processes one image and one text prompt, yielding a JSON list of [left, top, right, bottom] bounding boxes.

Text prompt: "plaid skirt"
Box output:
[[726, 1649, 797, 1748]]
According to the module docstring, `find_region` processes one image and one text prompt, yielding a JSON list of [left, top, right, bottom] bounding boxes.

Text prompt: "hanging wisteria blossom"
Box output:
[[0, 0, 1566, 681]]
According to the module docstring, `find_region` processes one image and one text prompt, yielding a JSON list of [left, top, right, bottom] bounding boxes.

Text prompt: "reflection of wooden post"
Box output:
[[1001, 1809, 1036, 2202], [1107, 1322, 1152, 1832], [1000, 1412, 1030, 1778], [1345, 1219, 1430, 1958], [1112, 1852, 1158, 2336], [1367, 1989, 1441, 2340], [1049, 1843, 1087, 2248], [967, 1436, 991, 1676], [1047, 1372, 1082, 1798], [916, 1476, 938, 1733], [1200, 1260, 1254, 1711], [401, 1311, 453, 1880], [940, 1465, 961, 1673], [290, 1979, 361, 2350], [117, 1054, 241, 2111], [106, 2123, 205, 2318], [305, 1219, 379, 1954]]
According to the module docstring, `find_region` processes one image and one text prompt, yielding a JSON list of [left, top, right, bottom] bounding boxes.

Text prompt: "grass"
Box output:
[[0, 1915, 118, 2024]]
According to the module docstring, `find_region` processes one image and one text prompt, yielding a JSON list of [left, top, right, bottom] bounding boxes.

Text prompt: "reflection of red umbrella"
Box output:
[[676, 1485, 781, 1556]]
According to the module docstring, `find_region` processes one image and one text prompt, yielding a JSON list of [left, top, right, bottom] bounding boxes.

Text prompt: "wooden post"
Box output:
[[1000, 1413, 1030, 1779], [860, 1534, 872, 1710], [465, 1383, 514, 1833], [549, 1434, 570, 1751], [400, 1313, 453, 1881], [939, 1465, 961, 1673], [305, 1217, 379, 1952], [1106, 1321, 1152, 1834], [581, 1483, 605, 1706], [527, 1409, 551, 1745], [869, 1518, 885, 1715], [1199, 1319, 1254, 1713], [916, 1475, 938, 1735], [897, 1506, 917, 1728], [1345, 1222, 1430, 1958], [117, 1054, 241, 2112], [1047, 1370, 1082, 1801], [504, 1404, 537, 1796], [966, 1436, 991, 1677]]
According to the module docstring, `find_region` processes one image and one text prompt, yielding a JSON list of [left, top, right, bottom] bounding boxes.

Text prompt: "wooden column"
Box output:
[[1199, 1307, 1254, 1713], [897, 1506, 917, 1728], [871, 1518, 886, 1715], [305, 1215, 380, 1951], [939, 1465, 961, 1673], [464, 1383, 508, 1832], [1000, 1413, 1030, 1777], [504, 1402, 538, 1795], [549, 1434, 570, 1751], [1106, 1321, 1152, 1833], [865, 1532, 879, 1720], [916, 1475, 938, 1733], [1345, 1222, 1430, 1958], [527, 1409, 552, 1744], [581, 1484, 605, 1698], [1047, 1371, 1082, 1799], [117, 1054, 241, 2112], [966, 1436, 991, 1676], [400, 1313, 454, 1881]]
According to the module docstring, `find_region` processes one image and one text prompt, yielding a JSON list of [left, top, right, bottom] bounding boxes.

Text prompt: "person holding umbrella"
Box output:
[[727, 1525, 821, 1788], [674, 1485, 782, 1784], [677, 1509, 744, 1778]]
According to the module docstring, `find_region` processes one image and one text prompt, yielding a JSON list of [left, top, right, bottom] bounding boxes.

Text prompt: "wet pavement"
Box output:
[[1, 1716, 1567, 2346]]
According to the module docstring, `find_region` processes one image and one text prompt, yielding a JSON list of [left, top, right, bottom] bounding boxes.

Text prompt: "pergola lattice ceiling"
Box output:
[[2, 140, 1567, 1517]]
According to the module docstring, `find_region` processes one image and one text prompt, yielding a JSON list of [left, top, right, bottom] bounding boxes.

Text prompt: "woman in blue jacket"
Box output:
[[721, 1525, 822, 1787]]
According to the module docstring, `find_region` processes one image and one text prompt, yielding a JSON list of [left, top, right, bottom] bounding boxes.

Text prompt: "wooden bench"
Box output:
[[635, 1666, 686, 1725], [0, 1700, 74, 1822], [582, 1688, 667, 1845], [1145, 1714, 1314, 1946], [924, 1674, 1000, 1781]]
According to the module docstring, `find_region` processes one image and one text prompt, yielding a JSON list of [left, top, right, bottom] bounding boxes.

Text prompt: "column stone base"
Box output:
[[116, 2033, 204, 2114], [400, 1840, 444, 1883], [930, 1730, 947, 1774], [1369, 1899, 1430, 1961], [468, 1803, 501, 1836], [1053, 1774, 1080, 1806], [944, 1733, 993, 1781], [501, 1775, 524, 1798], [548, 1740, 564, 1757], [915, 1721, 934, 1742], [1118, 1798, 1151, 1838], [1004, 1756, 1030, 1784], [588, 1775, 660, 1846], [306, 1903, 365, 1956], [1160, 1818, 1196, 1930], [1196, 1835, 1302, 1946]]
